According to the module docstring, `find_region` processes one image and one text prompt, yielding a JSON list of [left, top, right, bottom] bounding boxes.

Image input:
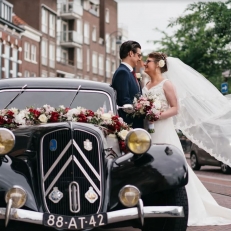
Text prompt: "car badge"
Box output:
[[50, 139, 57, 151], [85, 187, 98, 203], [49, 187, 63, 203], [84, 139, 92, 151]]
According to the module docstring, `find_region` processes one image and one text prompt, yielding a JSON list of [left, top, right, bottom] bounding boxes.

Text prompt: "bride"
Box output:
[[142, 52, 231, 226]]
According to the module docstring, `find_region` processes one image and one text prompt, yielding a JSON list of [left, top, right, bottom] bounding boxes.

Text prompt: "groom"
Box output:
[[111, 40, 143, 128]]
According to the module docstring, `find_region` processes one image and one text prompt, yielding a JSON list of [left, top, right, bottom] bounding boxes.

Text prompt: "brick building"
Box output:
[[8, 0, 119, 83]]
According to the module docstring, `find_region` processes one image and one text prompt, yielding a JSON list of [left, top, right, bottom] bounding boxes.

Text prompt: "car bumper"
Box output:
[[0, 200, 184, 228]]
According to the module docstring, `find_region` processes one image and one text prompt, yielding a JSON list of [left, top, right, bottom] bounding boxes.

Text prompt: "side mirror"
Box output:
[[117, 104, 134, 114]]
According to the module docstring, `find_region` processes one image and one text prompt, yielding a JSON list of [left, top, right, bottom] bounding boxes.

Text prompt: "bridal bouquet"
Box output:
[[133, 93, 162, 133]]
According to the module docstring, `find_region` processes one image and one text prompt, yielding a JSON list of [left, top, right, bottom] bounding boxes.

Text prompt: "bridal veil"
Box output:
[[162, 57, 231, 167]]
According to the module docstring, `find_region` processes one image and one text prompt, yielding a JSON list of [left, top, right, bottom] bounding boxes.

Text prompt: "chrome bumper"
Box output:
[[0, 200, 184, 227]]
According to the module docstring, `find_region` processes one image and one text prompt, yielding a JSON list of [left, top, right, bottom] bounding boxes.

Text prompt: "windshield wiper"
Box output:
[[4, 84, 28, 109], [69, 85, 81, 108]]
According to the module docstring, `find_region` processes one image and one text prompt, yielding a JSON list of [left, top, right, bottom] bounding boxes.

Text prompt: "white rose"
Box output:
[[59, 105, 65, 109], [151, 107, 160, 115], [154, 100, 162, 110], [118, 129, 129, 140], [158, 60, 165, 68], [10, 107, 19, 115], [136, 73, 142, 80], [15, 111, 26, 125], [38, 114, 48, 123], [101, 113, 112, 120]]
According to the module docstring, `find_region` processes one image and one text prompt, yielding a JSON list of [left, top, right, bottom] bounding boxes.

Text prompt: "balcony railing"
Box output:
[[57, 57, 74, 66], [58, 1, 83, 18], [57, 31, 83, 46]]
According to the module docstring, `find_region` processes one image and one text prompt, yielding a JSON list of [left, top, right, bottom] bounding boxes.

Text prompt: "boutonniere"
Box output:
[[136, 73, 142, 81]]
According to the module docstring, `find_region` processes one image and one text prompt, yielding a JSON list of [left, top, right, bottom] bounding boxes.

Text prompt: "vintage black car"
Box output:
[[0, 78, 188, 231]]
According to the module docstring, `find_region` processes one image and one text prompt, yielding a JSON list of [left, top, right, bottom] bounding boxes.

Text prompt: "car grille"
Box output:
[[41, 128, 103, 216]]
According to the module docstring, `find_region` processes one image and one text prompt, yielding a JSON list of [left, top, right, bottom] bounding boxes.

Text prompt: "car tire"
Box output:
[[190, 153, 201, 170], [221, 163, 231, 174], [141, 187, 188, 231]]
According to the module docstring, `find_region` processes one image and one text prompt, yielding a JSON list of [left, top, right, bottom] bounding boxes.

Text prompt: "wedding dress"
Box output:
[[143, 79, 231, 226]]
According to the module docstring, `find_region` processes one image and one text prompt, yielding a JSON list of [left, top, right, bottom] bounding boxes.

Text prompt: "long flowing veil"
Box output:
[[162, 57, 231, 167]]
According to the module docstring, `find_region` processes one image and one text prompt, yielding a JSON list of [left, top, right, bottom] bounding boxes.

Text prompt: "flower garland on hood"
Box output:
[[0, 105, 132, 152]]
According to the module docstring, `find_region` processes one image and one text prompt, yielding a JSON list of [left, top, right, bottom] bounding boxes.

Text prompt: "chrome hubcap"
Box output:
[[191, 155, 196, 168]]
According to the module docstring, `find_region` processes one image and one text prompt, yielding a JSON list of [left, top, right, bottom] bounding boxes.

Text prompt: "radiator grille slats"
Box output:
[[41, 127, 102, 216]]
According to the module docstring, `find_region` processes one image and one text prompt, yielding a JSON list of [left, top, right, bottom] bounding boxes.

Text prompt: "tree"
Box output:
[[152, 0, 231, 88]]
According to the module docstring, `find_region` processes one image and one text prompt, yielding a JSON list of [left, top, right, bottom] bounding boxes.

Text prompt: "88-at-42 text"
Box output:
[[43, 212, 107, 230]]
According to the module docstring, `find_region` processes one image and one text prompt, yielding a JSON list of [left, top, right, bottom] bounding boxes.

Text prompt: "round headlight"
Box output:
[[119, 185, 141, 207], [5, 186, 27, 208], [125, 129, 151, 154], [0, 128, 15, 155]]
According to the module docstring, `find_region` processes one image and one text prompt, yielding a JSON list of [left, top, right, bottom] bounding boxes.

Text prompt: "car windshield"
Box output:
[[0, 89, 112, 112]]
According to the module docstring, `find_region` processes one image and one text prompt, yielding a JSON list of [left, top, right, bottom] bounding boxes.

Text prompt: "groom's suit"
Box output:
[[111, 63, 143, 128]]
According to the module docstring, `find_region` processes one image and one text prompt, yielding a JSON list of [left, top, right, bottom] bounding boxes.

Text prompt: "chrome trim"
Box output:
[[73, 156, 101, 196], [74, 128, 103, 213], [0, 89, 114, 113], [44, 140, 72, 181], [40, 128, 69, 212], [0, 205, 184, 226], [45, 156, 73, 196], [5, 198, 12, 227], [69, 182, 80, 213], [137, 199, 144, 226], [73, 140, 100, 180]]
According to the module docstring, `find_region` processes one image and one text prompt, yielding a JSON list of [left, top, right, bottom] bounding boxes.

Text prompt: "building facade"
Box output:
[[7, 0, 119, 83]]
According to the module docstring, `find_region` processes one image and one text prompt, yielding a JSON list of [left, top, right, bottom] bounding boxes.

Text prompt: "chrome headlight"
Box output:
[[125, 129, 151, 154], [119, 185, 141, 207], [5, 186, 27, 208], [0, 128, 15, 155]]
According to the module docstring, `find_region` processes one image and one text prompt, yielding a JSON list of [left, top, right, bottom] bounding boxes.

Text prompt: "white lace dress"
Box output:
[[143, 79, 231, 226]]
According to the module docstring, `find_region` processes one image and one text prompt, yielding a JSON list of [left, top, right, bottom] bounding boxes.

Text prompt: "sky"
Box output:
[[115, 0, 226, 54]]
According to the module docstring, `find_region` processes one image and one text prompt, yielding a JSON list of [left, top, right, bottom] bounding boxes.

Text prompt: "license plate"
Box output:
[[43, 212, 107, 230]]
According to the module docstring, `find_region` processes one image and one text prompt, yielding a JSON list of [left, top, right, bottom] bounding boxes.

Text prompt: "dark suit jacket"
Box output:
[[111, 64, 143, 128]]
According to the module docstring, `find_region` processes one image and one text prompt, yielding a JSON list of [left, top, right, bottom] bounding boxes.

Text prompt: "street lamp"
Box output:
[[104, 30, 122, 83]]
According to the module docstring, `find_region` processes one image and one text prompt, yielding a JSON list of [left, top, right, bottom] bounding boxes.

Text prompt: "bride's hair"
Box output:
[[148, 52, 168, 73]]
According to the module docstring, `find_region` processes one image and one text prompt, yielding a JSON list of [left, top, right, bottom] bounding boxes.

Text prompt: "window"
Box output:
[[49, 14, 55, 37], [41, 70, 48, 77], [111, 36, 116, 55], [4, 44, 10, 78], [24, 71, 30, 77], [31, 45, 36, 62], [1, 2, 12, 22], [111, 60, 116, 75], [86, 48, 90, 72], [49, 43, 55, 68], [0, 42, 2, 79], [31, 72, 36, 77], [84, 22, 89, 44], [61, 50, 68, 64], [12, 48, 18, 78], [106, 57, 110, 78], [49, 72, 56, 77], [41, 8, 48, 33], [77, 19, 82, 35], [24, 42, 30, 60], [41, 40, 48, 65], [77, 47, 82, 69], [98, 54, 104, 76], [106, 33, 110, 53], [92, 26, 96, 42], [105, 8, 109, 23], [92, 52, 97, 74]]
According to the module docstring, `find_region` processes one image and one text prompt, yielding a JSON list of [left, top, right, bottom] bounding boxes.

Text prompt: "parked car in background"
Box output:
[[190, 143, 231, 174]]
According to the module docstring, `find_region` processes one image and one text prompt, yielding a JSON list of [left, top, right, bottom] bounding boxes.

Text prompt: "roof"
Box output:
[[12, 14, 27, 26]]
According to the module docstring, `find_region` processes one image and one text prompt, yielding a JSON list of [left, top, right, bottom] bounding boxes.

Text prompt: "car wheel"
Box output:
[[190, 153, 201, 170], [141, 187, 188, 231], [221, 163, 231, 174]]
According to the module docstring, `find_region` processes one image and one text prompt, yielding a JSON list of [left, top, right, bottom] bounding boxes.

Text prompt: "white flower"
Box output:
[[101, 113, 112, 120], [38, 114, 48, 123], [158, 60, 165, 68], [136, 73, 142, 80], [154, 100, 162, 110], [10, 107, 19, 115], [15, 111, 26, 125], [151, 107, 160, 115], [59, 105, 65, 109], [118, 129, 129, 140]]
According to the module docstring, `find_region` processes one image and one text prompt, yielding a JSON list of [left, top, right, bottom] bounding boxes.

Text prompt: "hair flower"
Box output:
[[158, 60, 165, 68]]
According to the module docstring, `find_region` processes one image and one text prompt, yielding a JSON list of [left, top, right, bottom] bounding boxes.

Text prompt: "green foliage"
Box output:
[[152, 0, 231, 86]]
